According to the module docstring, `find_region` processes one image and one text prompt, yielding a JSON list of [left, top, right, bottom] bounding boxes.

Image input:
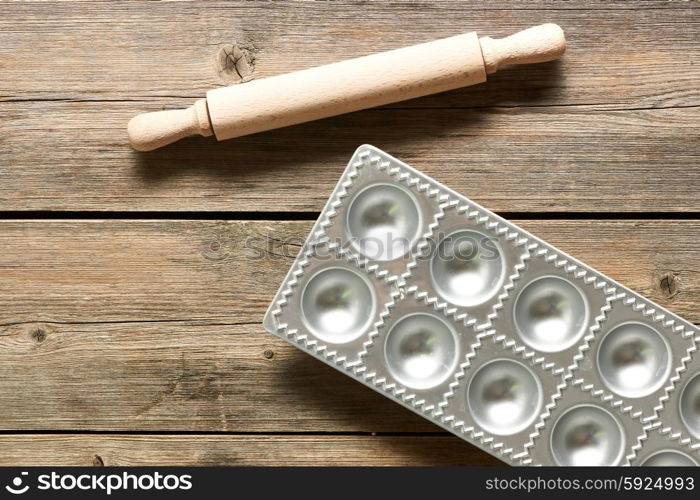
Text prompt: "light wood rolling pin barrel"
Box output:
[[128, 24, 565, 151]]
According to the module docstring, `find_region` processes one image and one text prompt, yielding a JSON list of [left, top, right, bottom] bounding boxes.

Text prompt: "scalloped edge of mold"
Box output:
[[571, 292, 698, 423], [353, 288, 480, 419], [319, 147, 450, 284], [492, 245, 618, 376], [268, 240, 400, 371], [403, 198, 535, 331]]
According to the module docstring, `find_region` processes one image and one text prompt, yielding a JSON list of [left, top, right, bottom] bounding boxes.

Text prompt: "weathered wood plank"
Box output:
[[0, 220, 697, 325], [0, 321, 458, 432], [0, 1, 698, 211], [0, 220, 696, 431], [2, 103, 698, 212], [0, 435, 502, 466], [2, 1, 696, 107]]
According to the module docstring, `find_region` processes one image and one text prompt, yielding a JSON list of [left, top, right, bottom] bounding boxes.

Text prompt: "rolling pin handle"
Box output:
[[127, 99, 213, 152], [479, 23, 566, 75]]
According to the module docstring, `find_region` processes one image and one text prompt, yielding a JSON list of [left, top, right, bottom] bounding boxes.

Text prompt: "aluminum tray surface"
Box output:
[[264, 145, 699, 466]]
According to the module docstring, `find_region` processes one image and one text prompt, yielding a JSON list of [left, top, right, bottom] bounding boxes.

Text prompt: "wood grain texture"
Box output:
[[1, 0, 698, 467], [1, 0, 698, 211], [0, 220, 696, 432], [0, 435, 503, 467]]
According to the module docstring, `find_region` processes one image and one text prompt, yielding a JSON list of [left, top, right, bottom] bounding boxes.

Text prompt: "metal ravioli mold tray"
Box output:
[[263, 145, 700, 466]]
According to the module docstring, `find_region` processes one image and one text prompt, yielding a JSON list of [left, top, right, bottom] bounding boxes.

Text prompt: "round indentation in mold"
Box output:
[[467, 359, 543, 436], [384, 313, 458, 390], [550, 404, 625, 466], [513, 276, 588, 353], [301, 267, 375, 344], [641, 450, 698, 467], [680, 372, 700, 439], [346, 183, 421, 261], [597, 322, 671, 399], [430, 230, 505, 307]]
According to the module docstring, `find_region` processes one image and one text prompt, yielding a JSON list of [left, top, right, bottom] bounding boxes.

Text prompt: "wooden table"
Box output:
[[1, 1, 698, 466]]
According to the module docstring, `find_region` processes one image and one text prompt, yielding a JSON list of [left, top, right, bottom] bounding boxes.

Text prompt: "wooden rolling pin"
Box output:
[[128, 24, 565, 151]]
